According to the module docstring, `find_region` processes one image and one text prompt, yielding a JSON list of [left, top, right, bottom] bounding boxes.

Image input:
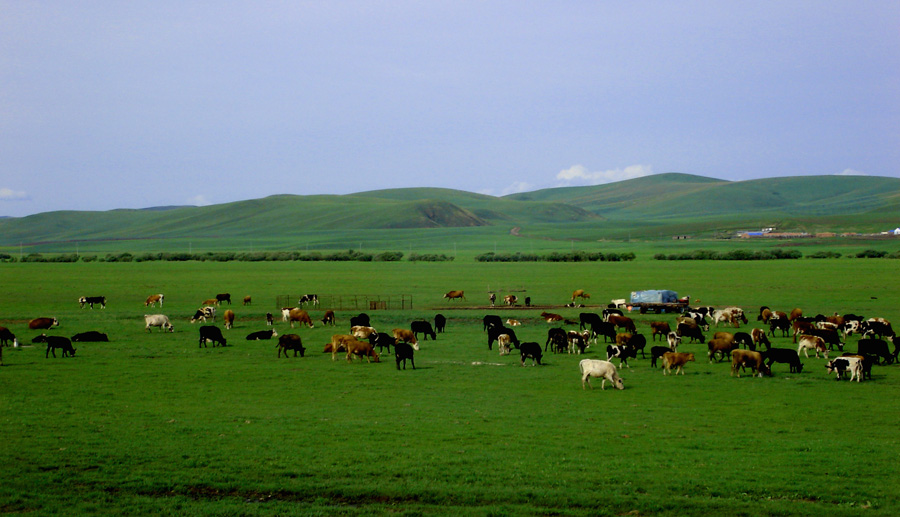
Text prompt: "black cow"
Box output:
[[764, 348, 804, 373], [520, 342, 543, 366], [769, 318, 791, 337], [677, 322, 705, 344], [394, 342, 415, 370], [545, 328, 568, 353], [606, 344, 636, 368], [0, 327, 16, 347], [276, 334, 305, 357], [650, 346, 674, 368], [857, 339, 893, 365], [349, 313, 371, 328], [71, 331, 108, 342], [368, 332, 396, 354], [524, 296, 531, 307], [411, 320, 437, 341], [579, 312, 603, 331], [45, 336, 76, 358], [216, 293, 231, 305], [246, 329, 277, 340], [627, 334, 647, 358], [733, 332, 754, 351], [434, 314, 446, 334], [488, 325, 518, 351], [591, 321, 617, 343], [483, 315, 502, 332], [808, 328, 844, 351], [79, 296, 106, 309], [199, 326, 227, 348]]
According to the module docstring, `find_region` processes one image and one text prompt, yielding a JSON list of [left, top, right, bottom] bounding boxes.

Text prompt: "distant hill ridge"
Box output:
[[1, 173, 899, 246]]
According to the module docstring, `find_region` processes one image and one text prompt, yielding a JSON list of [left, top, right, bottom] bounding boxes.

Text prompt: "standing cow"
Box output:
[[443, 290, 465, 301]]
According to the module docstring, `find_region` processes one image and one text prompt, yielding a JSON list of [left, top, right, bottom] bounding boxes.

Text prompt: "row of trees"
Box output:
[[474, 251, 636, 262], [653, 249, 900, 260]]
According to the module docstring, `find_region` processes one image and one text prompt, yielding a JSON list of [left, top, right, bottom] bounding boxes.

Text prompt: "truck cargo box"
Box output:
[[630, 290, 679, 304]]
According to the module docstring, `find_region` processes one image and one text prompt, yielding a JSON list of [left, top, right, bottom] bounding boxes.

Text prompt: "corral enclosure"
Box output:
[[1, 258, 899, 516]]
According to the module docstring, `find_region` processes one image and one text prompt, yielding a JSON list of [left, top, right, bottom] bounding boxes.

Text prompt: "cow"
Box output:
[[276, 334, 305, 357], [807, 328, 844, 351], [392, 328, 420, 349], [751, 328, 771, 350], [281, 308, 296, 322], [497, 334, 512, 356], [246, 329, 278, 340], [757, 306, 772, 323], [266, 313, 274, 326], [567, 330, 590, 354], [733, 332, 754, 351], [676, 322, 705, 344], [681, 313, 710, 331], [519, 342, 543, 366], [627, 334, 647, 358], [368, 332, 396, 354], [579, 359, 624, 390], [861, 318, 894, 339], [579, 313, 603, 331], [330, 334, 358, 361], [789, 308, 803, 322], [443, 290, 465, 301], [298, 294, 319, 306], [489, 293, 496, 306], [768, 317, 790, 337], [79, 296, 106, 309], [198, 326, 226, 347], [242, 296, 252, 306], [524, 296, 531, 307], [797, 335, 828, 359], [0, 327, 19, 347], [288, 309, 314, 329], [434, 314, 446, 333], [321, 310, 336, 326], [28, 317, 59, 330], [663, 352, 695, 375], [540, 312, 564, 323], [650, 321, 671, 341], [546, 327, 568, 353], [351, 326, 377, 340], [216, 293, 231, 305], [504, 294, 518, 306], [764, 348, 804, 373], [713, 309, 738, 328], [203, 298, 219, 306], [482, 315, 502, 332], [607, 315, 636, 334], [841, 353, 875, 381], [411, 320, 437, 341], [145, 294, 164, 307], [591, 322, 618, 344], [349, 313, 371, 328], [606, 344, 636, 368], [707, 338, 737, 363], [857, 338, 893, 365], [572, 289, 590, 301], [394, 342, 415, 370], [44, 336, 76, 358], [191, 307, 216, 323], [602, 308, 624, 321], [731, 349, 771, 377], [505, 318, 521, 327], [841, 320, 861, 339], [666, 331, 681, 350], [346, 339, 380, 363], [144, 314, 174, 333], [488, 326, 518, 351], [71, 331, 108, 342], [650, 346, 673, 368], [223, 310, 235, 330], [825, 357, 862, 382], [791, 320, 817, 343]]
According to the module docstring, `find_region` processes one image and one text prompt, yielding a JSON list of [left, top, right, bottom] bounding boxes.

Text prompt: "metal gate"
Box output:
[[275, 294, 412, 311]]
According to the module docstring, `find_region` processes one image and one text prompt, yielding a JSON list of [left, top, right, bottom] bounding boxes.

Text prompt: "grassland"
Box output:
[[1, 258, 899, 516]]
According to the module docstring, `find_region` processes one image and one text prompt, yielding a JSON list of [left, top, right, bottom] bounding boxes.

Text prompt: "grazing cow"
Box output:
[[520, 342, 543, 366], [591, 322, 617, 344], [567, 330, 590, 354], [707, 338, 737, 363], [666, 331, 681, 350], [330, 334, 357, 360], [266, 313, 274, 326], [789, 308, 803, 322], [731, 349, 771, 377], [733, 332, 754, 351], [607, 315, 637, 334], [861, 318, 895, 339], [483, 315, 502, 332], [288, 309, 314, 329], [346, 339, 380, 363], [505, 318, 521, 327], [841, 353, 875, 381], [757, 306, 772, 323], [298, 294, 319, 306], [29, 317, 59, 330], [841, 320, 861, 339], [857, 338, 893, 365], [368, 332, 396, 354], [242, 296, 252, 306], [198, 326, 226, 347], [79, 296, 107, 309], [144, 314, 174, 333], [488, 326, 518, 351], [807, 328, 844, 351], [504, 294, 518, 306], [434, 314, 446, 333], [681, 313, 710, 331], [145, 294, 164, 307], [797, 335, 828, 359], [203, 298, 219, 307], [791, 320, 817, 343], [540, 312, 564, 323], [349, 313, 371, 328], [489, 293, 496, 306], [71, 331, 108, 342], [676, 322, 705, 344], [546, 328, 568, 353], [751, 328, 771, 350], [602, 308, 624, 321], [524, 296, 531, 307], [276, 334, 305, 357], [351, 326, 377, 340], [713, 309, 737, 328], [579, 359, 624, 390], [443, 290, 465, 301], [321, 310, 336, 326], [191, 307, 216, 323], [650, 321, 671, 341], [606, 344, 636, 368], [497, 334, 512, 356], [579, 313, 603, 331], [216, 293, 231, 305], [44, 336, 76, 358], [764, 348, 804, 373], [825, 357, 862, 382], [223, 310, 235, 330], [663, 352, 695, 375], [769, 317, 791, 337], [281, 307, 296, 322], [0, 327, 19, 348], [572, 289, 590, 301], [411, 320, 437, 341], [392, 328, 420, 349], [246, 329, 278, 340], [627, 334, 647, 358], [394, 342, 415, 370]]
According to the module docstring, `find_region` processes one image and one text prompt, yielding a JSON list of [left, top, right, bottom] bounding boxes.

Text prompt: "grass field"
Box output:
[[1, 259, 899, 516]]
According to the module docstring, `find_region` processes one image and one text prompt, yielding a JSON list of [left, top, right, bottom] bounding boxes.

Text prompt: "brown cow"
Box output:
[[145, 294, 164, 307], [572, 289, 590, 301], [731, 349, 771, 377], [789, 308, 803, 322], [792, 320, 816, 343], [202, 298, 219, 306], [224, 310, 235, 330], [607, 315, 636, 334], [242, 296, 252, 306], [663, 352, 695, 375], [540, 312, 564, 323], [708, 338, 737, 363], [28, 317, 59, 330], [276, 334, 305, 358], [288, 309, 314, 329], [443, 290, 465, 301], [321, 310, 336, 326], [392, 328, 419, 348], [504, 294, 518, 306], [751, 328, 771, 350], [346, 339, 380, 363], [650, 321, 671, 341], [330, 334, 357, 361]]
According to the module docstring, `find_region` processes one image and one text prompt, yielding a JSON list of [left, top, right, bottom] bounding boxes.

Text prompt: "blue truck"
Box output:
[[629, 290, 690, 314]]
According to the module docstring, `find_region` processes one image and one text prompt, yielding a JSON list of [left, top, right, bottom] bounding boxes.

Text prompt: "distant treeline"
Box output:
[[474, 251, 636, 262], [653, 249, 900, 260]]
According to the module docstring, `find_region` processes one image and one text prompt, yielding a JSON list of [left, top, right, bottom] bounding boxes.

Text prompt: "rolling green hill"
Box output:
[[1, 174, 898, 251]]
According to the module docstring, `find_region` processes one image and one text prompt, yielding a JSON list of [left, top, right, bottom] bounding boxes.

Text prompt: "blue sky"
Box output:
[[1, 1, 898, 217]]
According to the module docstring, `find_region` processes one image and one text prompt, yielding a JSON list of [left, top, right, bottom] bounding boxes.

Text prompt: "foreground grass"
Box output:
[[1, 260, 899, 515]]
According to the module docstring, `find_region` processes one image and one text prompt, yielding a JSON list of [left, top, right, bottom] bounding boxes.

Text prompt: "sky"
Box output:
[[1, 1, 898, 217]]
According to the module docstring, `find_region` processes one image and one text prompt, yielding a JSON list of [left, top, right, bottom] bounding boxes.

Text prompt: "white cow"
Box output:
[[826, 356, 863, 382], [798, 335, 828, 359], [666, 331, 681, 350], [579, 359, 624, 390], [144, 314, 174, 333], [281, 307, 296, 322]]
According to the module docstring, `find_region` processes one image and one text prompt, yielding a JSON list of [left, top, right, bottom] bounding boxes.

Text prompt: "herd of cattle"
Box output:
[[1, 291, 897, 389]]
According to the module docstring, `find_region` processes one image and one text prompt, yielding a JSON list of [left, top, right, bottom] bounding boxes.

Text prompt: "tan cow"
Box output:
[[288, 309, 314, 329], [330, 334, 357, 361], [392, 328, 419, 349], [242, 296, 252, 306], [731, 349, 771, 377], [443, 290, 465, 301], [504, 294, 518, 306], [145, 294, 164, 307], [224, 310, 235, 329], [663, 352, 695, 375], [346, 339, 380, 363], [571, 289, 590, 301]]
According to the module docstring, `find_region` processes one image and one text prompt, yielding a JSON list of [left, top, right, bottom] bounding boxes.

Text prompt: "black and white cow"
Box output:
[[298, 294, 319, 306], [246, 329, 278, 340], [606, 344, 637, 368], [191, 307, 216, 323], [79, 296, 107, 309]]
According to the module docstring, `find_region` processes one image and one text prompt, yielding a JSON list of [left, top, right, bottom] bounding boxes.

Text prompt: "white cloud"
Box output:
[[0, 187, 28, 200], [556, 164, 654, 185], [836, 168, 866, 176], [499, 181, 534, 196], [188, 195, 211, 206]]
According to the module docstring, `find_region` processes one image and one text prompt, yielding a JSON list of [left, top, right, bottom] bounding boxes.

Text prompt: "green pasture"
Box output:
[[1, 259, 899, 516]]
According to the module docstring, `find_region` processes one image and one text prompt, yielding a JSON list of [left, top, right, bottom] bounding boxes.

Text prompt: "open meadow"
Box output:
[[1, 258, 899, 516]]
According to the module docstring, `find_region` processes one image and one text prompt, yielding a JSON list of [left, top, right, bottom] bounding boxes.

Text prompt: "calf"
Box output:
[[606, 344, 636, 369], [663, 352, 695, 375], [145, 294, 164, 307], [650, 321, 671, 341], [434, 314, 446, 333], [497, 334, 513, 356], [505, 318, 521, 327], [246, 329, 278, 340], [223, 309, 235, 330], [288, 309, 314, 328], [764, 348, 804, 373], [266, 313, 274, 326], [144, 314, 174, 333], [797, 335, 828, 359], [489, 293, 496, 306], [44, 336, 76, 358], [243, 296, 252, 306], [411, 320, 437, 341], [546, 328, 568, 353], [321, 310, 336, 326], [751, 328, 771, 350], [276, 334, 305, 357], [199, 326, 227, 347], [579, 359, 624, 390], [731, 349, 771, 377], [487, 326, 518, 351], [71, 331, 108, 342], [28, 317, 59, 330], [79, 296, 107, 309], [394, 342, 415, 370], [0, 327, 18, 347], [540, 311, 563, 323], [520, 342, 543, 366]]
